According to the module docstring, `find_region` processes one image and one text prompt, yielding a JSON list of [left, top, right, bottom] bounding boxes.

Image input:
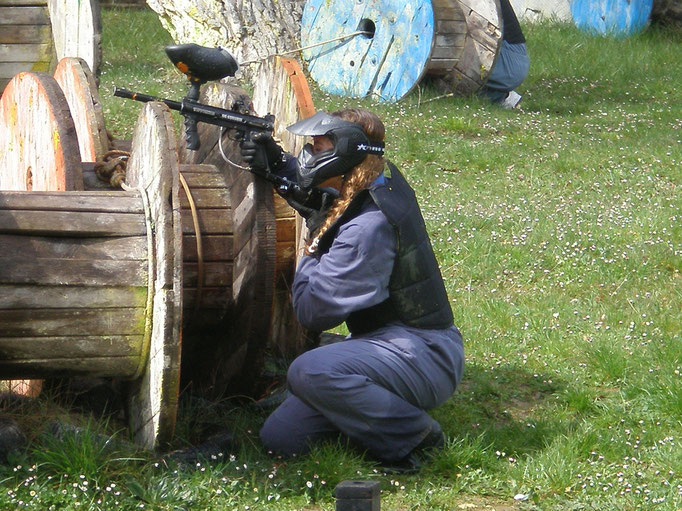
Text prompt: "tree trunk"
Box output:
[[145, 0, 306, 81]]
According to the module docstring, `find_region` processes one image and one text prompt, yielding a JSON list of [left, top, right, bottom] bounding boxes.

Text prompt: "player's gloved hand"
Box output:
[[240, 133, 285, 173], [286, 187, 339, 233]]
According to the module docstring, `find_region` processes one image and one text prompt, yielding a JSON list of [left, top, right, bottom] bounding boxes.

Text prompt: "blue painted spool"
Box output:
[[570, 0, 653, 36], [300, 0, 503, 102]]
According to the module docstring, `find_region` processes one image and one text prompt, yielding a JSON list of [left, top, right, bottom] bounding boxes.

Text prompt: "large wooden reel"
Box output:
[[0, 70, 83, 397], [0, 71, 83, 191], [53, 57, 108, 162], [177, 82, 277, 397], [251, 56, 319, 358], [300, 0, 502, 101], [0, 102, 182, 450]]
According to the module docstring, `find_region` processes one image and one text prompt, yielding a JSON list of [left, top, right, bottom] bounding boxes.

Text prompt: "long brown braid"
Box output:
[[306, 108, 386, 255]]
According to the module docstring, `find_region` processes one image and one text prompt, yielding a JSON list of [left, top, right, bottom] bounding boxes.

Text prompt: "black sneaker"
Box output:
[[380, 419, 445, 474], [164, 431, 235, 467]]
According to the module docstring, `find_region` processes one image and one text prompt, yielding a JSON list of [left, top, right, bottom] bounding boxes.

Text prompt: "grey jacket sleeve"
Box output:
[[292, 205, 396, 332]]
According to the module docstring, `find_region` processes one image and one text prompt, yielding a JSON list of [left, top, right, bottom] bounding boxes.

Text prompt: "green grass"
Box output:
[[2, 7, 681, 510]]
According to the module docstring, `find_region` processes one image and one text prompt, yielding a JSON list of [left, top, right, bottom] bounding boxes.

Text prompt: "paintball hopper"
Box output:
[[165, 43, 239, 84]]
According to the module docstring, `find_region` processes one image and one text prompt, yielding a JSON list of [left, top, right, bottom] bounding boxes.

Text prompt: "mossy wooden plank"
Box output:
[[0, 335, 144, 358], [0, 284, 147, 308], [0, 308, 147, 337], [0, 258, 148, 286], [0, 356, 140, 379]]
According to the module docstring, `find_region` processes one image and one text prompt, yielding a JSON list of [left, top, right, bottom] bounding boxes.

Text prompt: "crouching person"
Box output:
[[240, 108, 465, 473]]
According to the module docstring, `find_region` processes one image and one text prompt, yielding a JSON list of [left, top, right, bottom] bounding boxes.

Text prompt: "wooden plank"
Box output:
[[178, 172, 229, 189], [183, 261, 233, 288], [0, 61, 50, 78], [125, 101, 182, 450], [0, 43, 51, 61], [0, 191, 142, 212], [180, 207, 233, 235], [0, 284, 147, 308], [0, 257, 148, 286], [435, 32, 467, 49], [178, 164, 222, 174], [0, 6, 49, 24], [428, 58, 460, 71], [0, 25, 51, 44], [48, 0, 102, 75], [0, 335, 144, 358], [432, 46, 466, 60], [0, 356, 140, 379], [0, 0, 47, 6], [437, 20, 467, 32], [0, 210, 147, 236], [0, 234, 147, 261], [0, 307, 146, 337], [276, 218, 296, 243], [179, 187, 231, 209], [182, 234, 232, 261], [182, 287, 233, 310]]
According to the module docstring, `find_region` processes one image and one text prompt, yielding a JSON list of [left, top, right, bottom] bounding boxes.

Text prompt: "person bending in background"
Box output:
[[480, 0, 530, 109], [240, 108, 465, 473]]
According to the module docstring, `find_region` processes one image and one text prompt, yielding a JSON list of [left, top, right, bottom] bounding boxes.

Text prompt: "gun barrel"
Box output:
[[113, 87, 182, 111]]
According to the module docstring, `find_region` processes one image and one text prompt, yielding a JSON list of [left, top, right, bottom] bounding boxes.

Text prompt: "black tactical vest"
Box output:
[[316, 163, 454, 335]]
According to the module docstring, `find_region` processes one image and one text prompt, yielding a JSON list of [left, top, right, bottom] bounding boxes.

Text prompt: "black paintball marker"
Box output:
[[113, 43, 327, 206]]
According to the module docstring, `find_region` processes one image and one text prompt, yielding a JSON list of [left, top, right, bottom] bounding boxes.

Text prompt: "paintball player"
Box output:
[[240, 108, 465, 473], [480, 0, 530, 108]]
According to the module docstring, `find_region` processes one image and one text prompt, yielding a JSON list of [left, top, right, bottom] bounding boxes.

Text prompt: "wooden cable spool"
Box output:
[[0, 101, 182, 450], [299, 0, 502, 101], [38, 58, 245, 396], [0, 70, 84, 397], [53, 57, 108, 163], [0, 0, 101, 93], [177, 82, 277, 397], [251, 56, 320, 358]]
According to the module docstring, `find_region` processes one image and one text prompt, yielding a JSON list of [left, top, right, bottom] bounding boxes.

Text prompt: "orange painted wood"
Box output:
[[53, 57, 108, 162], [0, 71, 83, 191]]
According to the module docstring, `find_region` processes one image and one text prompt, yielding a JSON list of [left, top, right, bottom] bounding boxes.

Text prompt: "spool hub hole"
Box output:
[[357, 18, 376, 38]]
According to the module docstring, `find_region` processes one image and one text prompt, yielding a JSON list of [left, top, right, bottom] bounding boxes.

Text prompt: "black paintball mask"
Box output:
[[287, 111, 385, 189]]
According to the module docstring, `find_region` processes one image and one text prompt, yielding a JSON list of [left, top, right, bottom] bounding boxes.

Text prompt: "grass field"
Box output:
[[1, 7, 681, 510]]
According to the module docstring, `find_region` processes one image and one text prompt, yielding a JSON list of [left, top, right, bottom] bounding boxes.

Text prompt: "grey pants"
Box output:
[[260, 325, 464, 462], [480, 40, 530, 103]]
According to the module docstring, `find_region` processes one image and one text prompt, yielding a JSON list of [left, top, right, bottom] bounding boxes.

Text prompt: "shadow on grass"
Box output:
[[434, 362, 569, 467]]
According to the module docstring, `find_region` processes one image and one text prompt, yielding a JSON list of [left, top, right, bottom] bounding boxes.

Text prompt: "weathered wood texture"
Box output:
[[178, 163, 235, 328], [146, 0, 305, 83], [124, 102, 182, 450], [53, 57, 108, 162], [300, 0, 501, 101], [0, 71, 83, 191], [429, 0, 502, 95], [47, 0, 102, 79], [178, 83, 276, 397], [570, 0, 653, 35], [0, 190, 148, 380], [251, 56, 319, 357], [0, 68, 83, 397], [301, 0, 436, 102], [0, 0, 55, 92]]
